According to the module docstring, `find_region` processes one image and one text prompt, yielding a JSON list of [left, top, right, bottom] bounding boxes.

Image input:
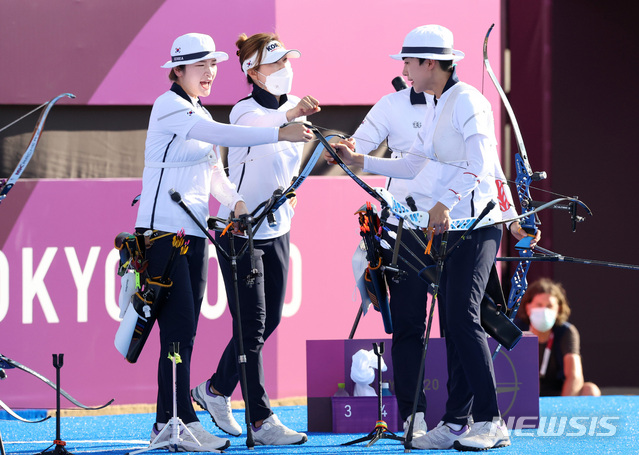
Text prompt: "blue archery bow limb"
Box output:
[[312, 127, 433, 229], [269, 122, 328, 213]]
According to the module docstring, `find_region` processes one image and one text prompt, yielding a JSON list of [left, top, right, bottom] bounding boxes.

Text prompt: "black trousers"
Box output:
[[211, 232, 290, 423], [141, 232, 208, 424], [381, 225, 502, 424], [438, 226, 502, 425]]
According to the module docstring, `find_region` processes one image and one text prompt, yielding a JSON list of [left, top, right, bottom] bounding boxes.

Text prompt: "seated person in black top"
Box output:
[[517, 278, 601, 397]]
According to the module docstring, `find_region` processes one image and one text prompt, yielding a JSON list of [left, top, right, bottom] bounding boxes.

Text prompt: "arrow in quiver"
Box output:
[[114, 231, 188, 363], [355, 202, 393, 334]]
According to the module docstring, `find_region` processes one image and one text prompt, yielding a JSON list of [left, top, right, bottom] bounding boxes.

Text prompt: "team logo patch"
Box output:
[[174, 47, 181, 54], [186, 110, 194, 116], [413, 121, 422, 128], [266, 41, 282, 52]]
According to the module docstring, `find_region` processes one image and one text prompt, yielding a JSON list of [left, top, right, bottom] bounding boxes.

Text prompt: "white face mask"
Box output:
[[529, 307, 557, 332], [258, 63, 293, 96]]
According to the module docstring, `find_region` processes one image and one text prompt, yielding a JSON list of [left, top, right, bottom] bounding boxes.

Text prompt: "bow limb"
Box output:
[[215, 123, 338, 254], [310, 128, 431, 230], [484, 25, 531, 176], [0, 102, 49, 134], [483, 24, 537, 344], [484, 24, 541, 234], [268, 125, 339, 213], [0, 353, 113, 410], [0, 93, 76, 204], [0, 397, 50, 423], [311, 127, 389, 206]]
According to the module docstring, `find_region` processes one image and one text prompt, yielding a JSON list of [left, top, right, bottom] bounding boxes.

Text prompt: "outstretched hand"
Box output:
[[279, 122, 313, 143]]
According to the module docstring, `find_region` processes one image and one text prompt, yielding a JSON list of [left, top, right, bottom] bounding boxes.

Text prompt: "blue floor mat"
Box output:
[[0, 397, 637, 454]]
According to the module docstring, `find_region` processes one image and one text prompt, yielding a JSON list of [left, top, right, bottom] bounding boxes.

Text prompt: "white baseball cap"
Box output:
[[241, 40, 301, 75], [161, 33, 229, 68], [390, 25, 464, 62]]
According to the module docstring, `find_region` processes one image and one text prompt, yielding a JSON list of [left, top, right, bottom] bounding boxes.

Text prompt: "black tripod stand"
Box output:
[[38, 354, 72, 455], [170, 189, 281, 449], [342, 342, 403, 447]]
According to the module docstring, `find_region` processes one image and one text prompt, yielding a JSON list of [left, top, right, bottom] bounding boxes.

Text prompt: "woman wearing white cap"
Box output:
[[328, 24, 540, 451], [134, 32, 311, 452], [347, 24, 525, 445], [191, 32, 319, 446]]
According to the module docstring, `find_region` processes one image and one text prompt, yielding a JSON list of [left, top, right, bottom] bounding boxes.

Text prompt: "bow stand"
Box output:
[[170, 187, 286, 449], [342, 342, 404, 448]]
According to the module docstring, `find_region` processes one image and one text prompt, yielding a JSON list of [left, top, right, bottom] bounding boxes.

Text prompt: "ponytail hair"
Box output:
[[236, 32, 281, 84]]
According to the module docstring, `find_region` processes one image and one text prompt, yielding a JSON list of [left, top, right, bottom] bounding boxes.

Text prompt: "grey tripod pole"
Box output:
[[169, 189, 255, 449], [404, 231, 448, 452], [225, 227, 256, 449], [404, 201, 496, 451]]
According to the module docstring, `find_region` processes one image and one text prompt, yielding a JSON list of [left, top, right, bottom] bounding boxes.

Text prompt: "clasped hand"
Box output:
[[323, 137, 362, 167]]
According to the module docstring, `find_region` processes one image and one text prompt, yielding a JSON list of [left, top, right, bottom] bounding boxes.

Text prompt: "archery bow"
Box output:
[[312, 128, 433, 229], [0, 93, 76, 205], [0, 353, 113, 410], [0, 397, 50, 423], [266, 124, 330, 213], [483, 24, 550, 323], [482, 24, 639, 362], [315, 123, 595, 235]]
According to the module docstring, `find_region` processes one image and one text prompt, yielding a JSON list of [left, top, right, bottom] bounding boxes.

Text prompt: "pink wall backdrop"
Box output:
[[0, 177, 431, 409], [1, 0, 502, 107], [276, 0, 502, 106]]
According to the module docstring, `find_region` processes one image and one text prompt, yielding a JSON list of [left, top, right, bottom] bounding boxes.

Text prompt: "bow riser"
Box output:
[[505, 255, 532, 317], [514, 154, 538, 234]]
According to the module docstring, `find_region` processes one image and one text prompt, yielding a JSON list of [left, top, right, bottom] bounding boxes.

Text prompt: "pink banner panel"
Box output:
[[0, 0, 164, 105], [88, 0, 277, 106], [0, 177, 418, 409], [276, 0, 502, 106], [2, 0, 501, 107]]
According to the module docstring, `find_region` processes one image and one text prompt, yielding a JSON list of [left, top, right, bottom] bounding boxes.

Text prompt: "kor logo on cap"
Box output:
[[266, 42, 281, 52]]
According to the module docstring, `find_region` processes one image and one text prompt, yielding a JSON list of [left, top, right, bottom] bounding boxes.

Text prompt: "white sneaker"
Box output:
[[252, 414, 308, 446], [412, 420, 470, 450], [150, 421, 230, 452], [454, 419, 511, 451], [403, 412, 428, 439], [191, 379, 242, 436]]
